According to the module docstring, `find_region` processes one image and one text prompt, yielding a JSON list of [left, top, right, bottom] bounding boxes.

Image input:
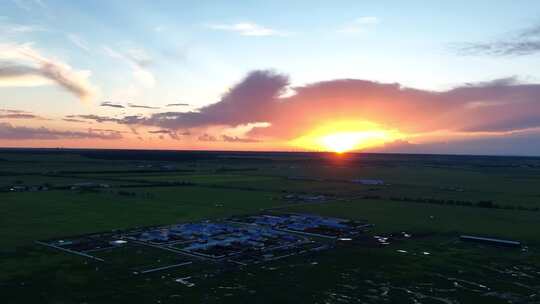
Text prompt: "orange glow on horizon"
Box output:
[[290, 120, 405, 153]]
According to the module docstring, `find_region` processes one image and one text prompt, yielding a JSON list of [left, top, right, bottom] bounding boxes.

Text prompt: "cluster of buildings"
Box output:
[[4, 181, 113, 192], [229, 214, 372, 238], [134, 222, 235, 244], [38, 213, 372, 271], [128, 221, 311, 260], [11, 185, 49, 192]]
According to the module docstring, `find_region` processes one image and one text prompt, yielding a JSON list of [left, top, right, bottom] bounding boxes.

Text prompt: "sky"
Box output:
[[1, 0, 540, 155]]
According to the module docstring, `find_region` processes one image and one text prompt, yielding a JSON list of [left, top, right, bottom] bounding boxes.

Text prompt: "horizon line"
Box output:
[[0, 146, 539, 159]]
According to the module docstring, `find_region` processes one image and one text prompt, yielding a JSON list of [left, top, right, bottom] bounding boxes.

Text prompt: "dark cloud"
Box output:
[[369, 131, 540, 156], [262, 76, 540, 137], [100, 101, 125, 108], [120, 115, 145, 125], [128, 103, 160, 109], [0, 63, 37, 78], [118, 71, 288, 129], [0, 113, 45, 120], [62, 118, 89, 123], [456, 24, 540, 56], [166, 103, 190, 107], [0, 123, 122, 140], [148, 129, 170, 134], [88, 128, 127, 133], [198, 133, 217, 142], [0, 109, 30, 114], [67, 114, 122, 123], [461, 115, 540, 133], [221, 135, 259, 143], [147, 129, 187, 140], [97, 70, 540, 140], [197, 134, 259, 143], [463, 76, 520, 87], [0, 109, 49, 120]]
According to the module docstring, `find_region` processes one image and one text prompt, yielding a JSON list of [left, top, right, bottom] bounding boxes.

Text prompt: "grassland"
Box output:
[[1, 149, 539, 303], [281, 199, 540, 243], [0, 187, 280, 248]]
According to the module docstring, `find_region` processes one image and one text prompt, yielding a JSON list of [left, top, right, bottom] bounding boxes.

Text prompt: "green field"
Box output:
[[1, 187, 279, 248], [1, 150, 539, 303], [281, 199, 540, 243]]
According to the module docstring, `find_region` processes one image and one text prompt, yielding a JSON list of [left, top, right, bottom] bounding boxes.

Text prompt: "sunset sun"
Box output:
[[291, 121, 404, 153], [320, 131, 384, 153]]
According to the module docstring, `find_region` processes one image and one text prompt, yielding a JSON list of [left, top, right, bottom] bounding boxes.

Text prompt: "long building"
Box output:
[[460, 235, 521, 247]]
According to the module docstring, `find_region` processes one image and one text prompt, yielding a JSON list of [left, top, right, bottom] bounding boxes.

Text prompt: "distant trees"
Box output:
[[382, 196, 538, 212], [477, 200, 494, 208], [117, 190, 136, 196]]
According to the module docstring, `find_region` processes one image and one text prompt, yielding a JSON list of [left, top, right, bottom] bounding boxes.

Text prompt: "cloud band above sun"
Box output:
[[2, 68, 540, 154], [72, 69, 536, 152]]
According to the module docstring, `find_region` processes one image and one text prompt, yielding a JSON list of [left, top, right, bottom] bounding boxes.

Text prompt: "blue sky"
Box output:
[[1, 1, 540, 154]]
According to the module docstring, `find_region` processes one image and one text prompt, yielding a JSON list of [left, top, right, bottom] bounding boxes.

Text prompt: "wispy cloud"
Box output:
[[100, 101, 125, 108], [67, 114, 121, 123], [11, 0, 47, 12], [12, 0, 32, 11], [94, 101, 161, 112], [128, 103, 160, 109], [88, 127, 127, 134], [337, 17, 379, 34], [206, 22, 288, 37], [0, 108, 30, 114], [166, 103, 189, 107], [148, 129, 188, 140], [0, 43, 99, 102], [221, 135, 259, 143], [196, 134, 259, 143], [62, 118, 89, 123], [0, 109, 50, 120], [0, 122, 122, 140], [0, 23, 44, 35], [198, 133, 217, 142], [0, 113, 48, 120], [132, 66, 156, 88], [103, 46, 156, 87], [67, 33, 90, 52], [457, 23, 540, 56]]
